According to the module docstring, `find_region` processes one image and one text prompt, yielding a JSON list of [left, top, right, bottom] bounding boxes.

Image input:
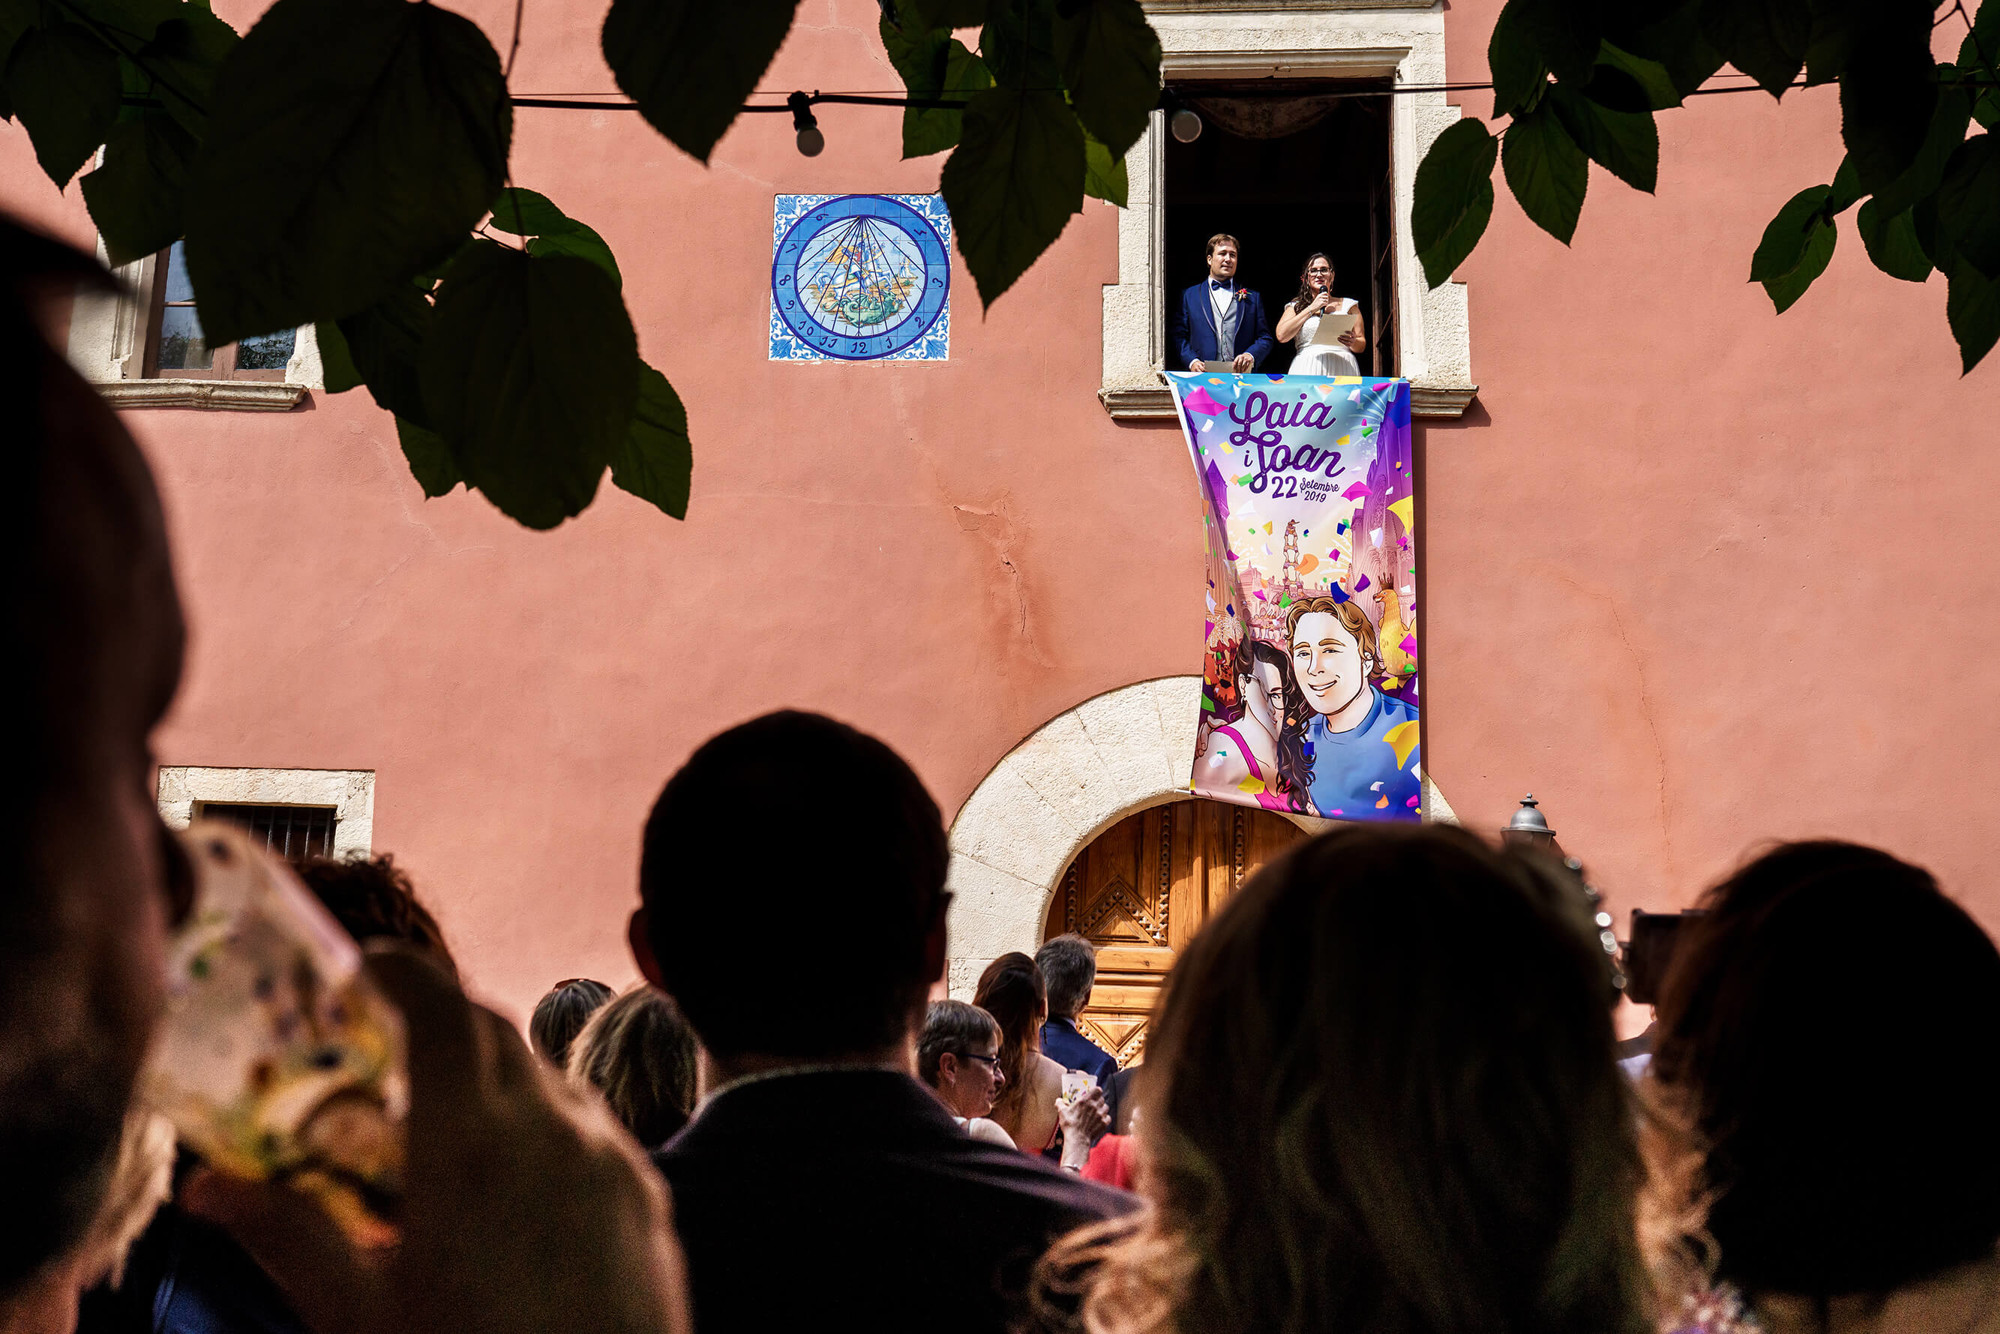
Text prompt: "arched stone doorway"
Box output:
[[944, 675, 1458, 999], [1040, 798, 1307, 1063]]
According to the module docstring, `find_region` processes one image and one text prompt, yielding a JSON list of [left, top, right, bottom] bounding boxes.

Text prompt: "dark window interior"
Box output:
[[1163, 79, 1396, 376], [198, 802, 339, 862]]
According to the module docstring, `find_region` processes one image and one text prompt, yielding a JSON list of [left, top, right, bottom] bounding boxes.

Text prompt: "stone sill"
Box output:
[[1099, 381, 1479, 421], [1145, 0, 1438, 11], [97, 380, 309, 411]]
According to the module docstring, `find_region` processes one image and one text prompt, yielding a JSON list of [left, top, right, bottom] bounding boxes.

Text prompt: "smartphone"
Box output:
[[1622, 909, 1706, 1007], [143, 821, 407, 1246]]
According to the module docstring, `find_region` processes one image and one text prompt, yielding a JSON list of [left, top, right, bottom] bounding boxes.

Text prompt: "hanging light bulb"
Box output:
[[1170, 107, 1203, 143], [789, 91, 824, 157]]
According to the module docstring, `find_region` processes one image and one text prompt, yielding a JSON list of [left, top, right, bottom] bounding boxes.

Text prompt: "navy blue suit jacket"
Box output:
[[1039, 1018, 1123, 1160], [1171, 280, 1275, 370]]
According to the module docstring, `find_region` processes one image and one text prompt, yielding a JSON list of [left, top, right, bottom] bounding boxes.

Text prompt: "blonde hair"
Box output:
[[567, 985, 699, 1148]]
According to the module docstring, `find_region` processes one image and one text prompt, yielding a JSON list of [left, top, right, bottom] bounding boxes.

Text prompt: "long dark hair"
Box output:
[[1040, 825, 1649, 1334], [1648, 840, 2000, 1299], [1291, 251, 1333, 312], [1239, 636, 1310, 813], [973, 953, 1047, 1126]]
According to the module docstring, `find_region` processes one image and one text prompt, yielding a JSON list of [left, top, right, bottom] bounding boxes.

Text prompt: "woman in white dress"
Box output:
[[1273, 251, 1366, 377]]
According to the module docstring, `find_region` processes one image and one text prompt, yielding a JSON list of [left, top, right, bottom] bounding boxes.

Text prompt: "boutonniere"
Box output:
[[1234, 288, 1250, 301]]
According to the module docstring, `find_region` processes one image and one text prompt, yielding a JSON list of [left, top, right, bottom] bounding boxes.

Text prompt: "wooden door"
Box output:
[[1041, 799, 1307, 1064]]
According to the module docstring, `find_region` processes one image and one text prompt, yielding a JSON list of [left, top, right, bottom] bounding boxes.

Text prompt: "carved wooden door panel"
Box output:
[[1041, 799, 1306, 1065]]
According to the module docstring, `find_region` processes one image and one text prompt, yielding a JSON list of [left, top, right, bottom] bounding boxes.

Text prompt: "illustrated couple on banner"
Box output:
[[1197, 592, 1421, 822], [1171, 234, 1367, 377]]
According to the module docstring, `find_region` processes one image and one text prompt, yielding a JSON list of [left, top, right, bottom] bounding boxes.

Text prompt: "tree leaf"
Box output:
[[981, 0, 1057, 89], [1502, 100, 1587, 244], [1838, 6, 1939, 195], [338, 287, 432, 425], [1489, 0, 1598, 116], [1868, 77, 1972, 217], [182, 0, 510, 344], [6, 23, 122, 186], [1824, 154, 1862, 214], [1946, 257, 2000, 373], [603, 0, 798, 163], [1082, 127, 1127, 206], [1750, 186, 1836, 313], [882, 0, 951, 142], [1959, 31, 2000, 126], [81, 110, 196, 264], [610, 364, 691, 520], [1604, 5, 1725, 103], [1699, 0, 1810, 96], [1936, 133, 2000, 279], [396, 417, 462, 498], [1549, 82, 1658, 192], [1749, 183, 1830, 280], [1411, 116, 1498, 288], [488, 187, 572, 237], [135, 6, 237, 135], [315, 319, 361, 393], [1595, 41, 1686, 110], [72, 0, 183, 46], [912, 39, 992, 158], [913, 0, 986, 28], [939, 87, 1084, 305], [1855, 198, 1932, 282], [1053, 0, 1159, 158], [488, 188, 623, 289], [419, 243, 638, 530]]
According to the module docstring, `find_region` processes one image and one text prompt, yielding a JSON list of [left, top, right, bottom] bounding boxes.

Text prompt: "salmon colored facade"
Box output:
[[7, 0, 1996, 1025]]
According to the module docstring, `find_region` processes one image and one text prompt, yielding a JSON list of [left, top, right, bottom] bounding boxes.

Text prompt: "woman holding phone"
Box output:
[[1274, 252, 1366, 377]]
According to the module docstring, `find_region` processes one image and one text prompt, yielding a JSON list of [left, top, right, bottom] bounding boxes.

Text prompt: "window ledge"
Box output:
[[1100, 381, 1479, 421], [97, 379, 309, 411]]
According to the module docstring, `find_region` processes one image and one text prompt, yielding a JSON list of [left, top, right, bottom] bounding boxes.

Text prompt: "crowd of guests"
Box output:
[[7, 214, 2000, 1334]]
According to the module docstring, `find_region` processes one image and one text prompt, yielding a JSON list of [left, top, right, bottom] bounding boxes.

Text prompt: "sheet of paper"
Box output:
[[1309, 306, 1360, 345]]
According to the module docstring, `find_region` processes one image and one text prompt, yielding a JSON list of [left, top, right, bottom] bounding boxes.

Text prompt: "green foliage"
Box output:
[[603, 0, 799, 163], [1083, 127, 1128, 207], [1412, 117, 1498, 288], [337, 287, 433, 425], [7, 23, 122, 185], [81, 111, 196, 263], [489, 187, 622, 288], [397, 419, 463, 498], [181, 0, 511, 344], [420, 244, 639, 531], [612, 366, 693, 521], [879, 0, 992, 159], [941, 87, 1084, 304], [1502, 101, 1586, 244], [1750, 184, 1837, 313], [1053, 0, 1159, 157], [1415, 0, 2000, 371]]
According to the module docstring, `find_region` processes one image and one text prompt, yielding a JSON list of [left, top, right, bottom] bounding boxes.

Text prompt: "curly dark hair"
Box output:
[[294, 853, 457, 979]]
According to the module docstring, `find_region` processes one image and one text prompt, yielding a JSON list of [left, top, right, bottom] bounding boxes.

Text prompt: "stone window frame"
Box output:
[[67, 243, 322, 412], [1101, 0, 1477, 421], [156, 766, 375, 859]]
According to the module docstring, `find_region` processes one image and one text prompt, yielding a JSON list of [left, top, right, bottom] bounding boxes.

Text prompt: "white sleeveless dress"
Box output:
[[1291, 297, 1362, 377]]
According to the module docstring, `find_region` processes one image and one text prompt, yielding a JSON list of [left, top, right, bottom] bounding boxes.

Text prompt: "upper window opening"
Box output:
[[196, 801, 338, 862], [146, 241, 297, 380], [1163, 79, 1396, 378]]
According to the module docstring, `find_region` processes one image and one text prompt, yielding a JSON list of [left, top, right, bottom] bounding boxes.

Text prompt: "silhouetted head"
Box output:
[[295, 853, 457, 979], [1047, 823, 1646, 1334], [0, 217, 188, 1306], [634, 711, 949, 1062], [1651, 840, 2000, 1298]]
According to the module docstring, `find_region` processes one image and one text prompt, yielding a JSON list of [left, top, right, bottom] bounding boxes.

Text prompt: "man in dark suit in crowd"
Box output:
[[1170, 232, 1274, 373], [632, 712, 1132, 1334], [1035, 935, 1121, 1149]]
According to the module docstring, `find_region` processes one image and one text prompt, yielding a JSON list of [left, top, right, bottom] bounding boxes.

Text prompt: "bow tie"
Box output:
[[1211, 280, 1228, 289]]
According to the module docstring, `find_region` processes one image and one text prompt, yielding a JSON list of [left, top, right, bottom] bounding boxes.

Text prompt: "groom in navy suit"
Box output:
[[1171, 233, 1274, 373]]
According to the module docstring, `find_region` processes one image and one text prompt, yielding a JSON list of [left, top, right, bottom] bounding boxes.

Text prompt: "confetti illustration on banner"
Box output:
[[1171, 374, 1420, 823]]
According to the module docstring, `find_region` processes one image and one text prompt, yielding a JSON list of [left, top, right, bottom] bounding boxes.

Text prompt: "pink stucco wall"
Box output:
[[5, 0, 1995, 1022]]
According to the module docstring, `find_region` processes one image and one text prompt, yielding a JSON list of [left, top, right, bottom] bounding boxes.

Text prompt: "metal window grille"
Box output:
[[199, 803, 338, 862]]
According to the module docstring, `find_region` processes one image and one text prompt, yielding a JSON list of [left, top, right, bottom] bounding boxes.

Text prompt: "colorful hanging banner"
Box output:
[[1170, 373, 1420, 822]]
